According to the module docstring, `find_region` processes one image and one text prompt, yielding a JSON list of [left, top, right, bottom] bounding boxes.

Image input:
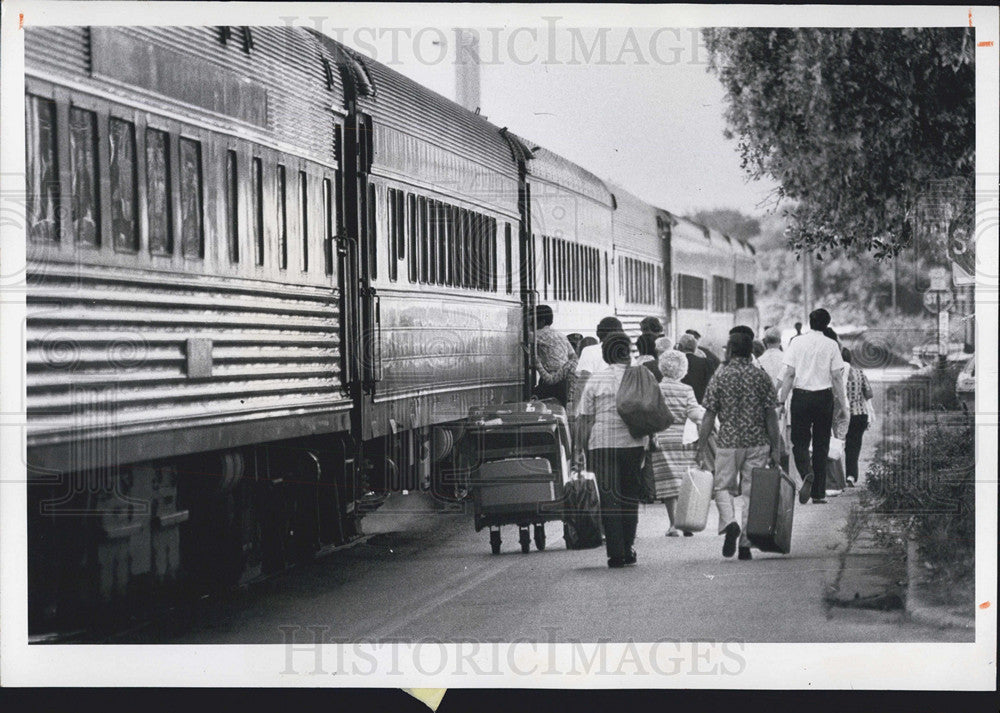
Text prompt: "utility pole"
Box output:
[[892, 254, 898, 314], [455, 29, 481, 113], [803, 251, 813, 324]]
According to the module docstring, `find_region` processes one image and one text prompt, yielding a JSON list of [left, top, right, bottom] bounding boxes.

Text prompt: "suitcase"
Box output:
[[673, 466, 714, 532], [746, 467, 796, 554], [473, 458, 556, 516], [561, 471, 603, 550]]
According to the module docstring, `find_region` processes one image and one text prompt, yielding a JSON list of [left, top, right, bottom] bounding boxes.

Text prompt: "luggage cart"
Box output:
[[461, 400, 571, 554]]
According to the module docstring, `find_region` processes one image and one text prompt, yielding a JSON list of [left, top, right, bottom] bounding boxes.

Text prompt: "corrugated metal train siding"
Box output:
[[26, 26, 341, 166], [26, 264, 350, 450]]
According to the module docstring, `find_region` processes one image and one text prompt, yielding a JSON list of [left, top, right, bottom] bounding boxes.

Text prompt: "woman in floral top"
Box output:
[[842, 347, 875, 486]]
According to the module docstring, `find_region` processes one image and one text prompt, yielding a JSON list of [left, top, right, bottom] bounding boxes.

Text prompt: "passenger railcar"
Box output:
[[607, 182, 669, 341], [504, 135, 616, 338], [22, 25, 757, 630]]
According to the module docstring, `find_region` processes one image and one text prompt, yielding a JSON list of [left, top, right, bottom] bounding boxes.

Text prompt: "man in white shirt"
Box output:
[[776, 309, 849, 505], [576, 316, 622, 377]]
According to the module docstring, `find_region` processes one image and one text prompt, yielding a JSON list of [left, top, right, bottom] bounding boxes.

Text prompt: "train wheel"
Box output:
[[534, 524, 546, 551], [519, 526, 531, 554], [489, 529, 501, 555]]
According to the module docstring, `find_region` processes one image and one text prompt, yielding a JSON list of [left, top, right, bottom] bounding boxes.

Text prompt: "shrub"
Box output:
[[864, 417, 975, 582]]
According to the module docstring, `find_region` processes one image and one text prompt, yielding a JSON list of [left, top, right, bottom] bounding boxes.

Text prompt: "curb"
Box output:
[[904, 538, 975, 631]]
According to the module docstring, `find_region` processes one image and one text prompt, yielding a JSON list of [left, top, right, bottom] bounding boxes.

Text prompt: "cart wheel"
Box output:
[[489, 530, 502, 555], [534, 524, 546, 551], [519, 527, 531, 554]]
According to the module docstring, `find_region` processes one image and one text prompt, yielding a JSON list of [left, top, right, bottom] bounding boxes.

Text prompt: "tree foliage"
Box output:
[[703, 28, 975, 259], [690, 208, 761, 243]]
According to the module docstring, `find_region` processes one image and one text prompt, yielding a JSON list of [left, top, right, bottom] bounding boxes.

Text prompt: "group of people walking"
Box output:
[[527, 306, 876, 569]]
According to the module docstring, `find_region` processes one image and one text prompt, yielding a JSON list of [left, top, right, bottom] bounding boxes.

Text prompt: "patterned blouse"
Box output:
[[533, 326, 577, 385], [702, 357, 777, 449], [846, 366, 873, 416]]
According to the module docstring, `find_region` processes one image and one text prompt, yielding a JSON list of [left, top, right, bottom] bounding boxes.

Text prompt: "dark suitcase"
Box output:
[[561, 473, 603, 550], [746, 466, 796, 554]]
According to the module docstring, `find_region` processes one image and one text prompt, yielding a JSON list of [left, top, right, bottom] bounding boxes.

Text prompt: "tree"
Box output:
[[703, 28, 975, 259], [690, 208, 761, 243]]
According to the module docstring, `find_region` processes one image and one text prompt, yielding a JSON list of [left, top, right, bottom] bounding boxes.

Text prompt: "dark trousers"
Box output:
[[844, 414, 869, 482], [534, 378, 569, 407], [790, 388, 834, 499], [589, 447, 643, 561]]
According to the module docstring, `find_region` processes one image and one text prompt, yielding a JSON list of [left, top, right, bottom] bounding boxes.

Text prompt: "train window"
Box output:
[[252, 157, 264, 266], [179, 137, 204, 259], [276, 164, 288, 269], [468, 212, 480, 290], [367, 183, 377, 280], [323, 177, 333, 275], [542, 235, 552, 299], [395, 190, 405, 262], [453, 206, 464, 287], [109, 118, 139, 252], [678, 274, 706, 310], [438, 202, 448, 285], [387, 187, 397, 281], [426, 200, 437, 285], [746, 284, 755, 307], [418, 196, 428, 284], [145, 128, 172, 255], [505, 223, 512, 294], [300, 171, 309, 271], [491, 219, 498, 291], [408, 193, 418, 282], [445, 204, 455, 286], [26, 96, 60, 243], [225, 150, 239, 263], [735, 283, 745, 309], [604, 252, 609, 303], [69, 107, 100, 247]]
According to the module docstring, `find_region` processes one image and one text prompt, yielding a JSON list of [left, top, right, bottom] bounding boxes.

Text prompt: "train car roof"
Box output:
[[308, 29, 518, 182], [606, 182, 659, 230], [504, 133, 615, 208]]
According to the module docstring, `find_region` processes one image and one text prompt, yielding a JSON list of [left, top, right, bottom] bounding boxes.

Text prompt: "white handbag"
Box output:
[[828, 437, 845, 461]]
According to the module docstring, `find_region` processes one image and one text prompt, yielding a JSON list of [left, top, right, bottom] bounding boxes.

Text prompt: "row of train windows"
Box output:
[[542, 236, 604, 304], [26, 96, 205, 258], [677, 275, 756, 312], [25, 95, 336, 274], [383, 187, 512, 293], [619, 256, 661, 306]]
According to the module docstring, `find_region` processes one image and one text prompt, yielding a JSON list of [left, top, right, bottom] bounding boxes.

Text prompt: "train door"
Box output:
[[519, 180, 536, 399]]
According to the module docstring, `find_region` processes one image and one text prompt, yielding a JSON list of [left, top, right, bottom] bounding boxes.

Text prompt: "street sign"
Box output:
[[947, 204, 976, 278], [953, 261, 975, 287], [923, 289, 954, 314], [928, 266, 949, 291]]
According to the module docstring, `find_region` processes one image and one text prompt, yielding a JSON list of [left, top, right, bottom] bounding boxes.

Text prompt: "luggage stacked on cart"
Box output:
[[462, 400, 570, 554]]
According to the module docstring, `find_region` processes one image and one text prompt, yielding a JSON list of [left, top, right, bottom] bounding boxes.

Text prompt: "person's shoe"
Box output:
[[799, 474, 814, 504], [845, 479, 856, 488], [666, 528, 680, 537], [722, 522, 741, 558], [624, 548, 637, 565], [608, 557, 627, 568], [738, 547, 753, 561], [812, 498, 828, 504], [683, 531, 694, 537], [826, 489, 842, 497]]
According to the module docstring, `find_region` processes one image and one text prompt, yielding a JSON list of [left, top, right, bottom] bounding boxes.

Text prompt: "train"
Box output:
[[22, 26, 757, 628]]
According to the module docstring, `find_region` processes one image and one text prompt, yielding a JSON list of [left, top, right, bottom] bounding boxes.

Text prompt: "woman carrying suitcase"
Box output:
[[651, 349, 706, 537], [577, 332, 648, 569]]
